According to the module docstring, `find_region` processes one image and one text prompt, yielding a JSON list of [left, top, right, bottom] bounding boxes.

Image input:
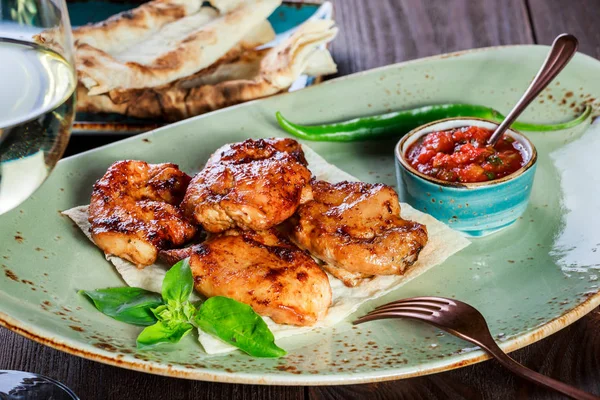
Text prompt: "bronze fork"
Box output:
[[354, 296, 599, 400]]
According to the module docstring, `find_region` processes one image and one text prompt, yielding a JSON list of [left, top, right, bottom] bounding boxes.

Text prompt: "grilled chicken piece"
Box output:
[[161, 229, 332, 326], [89, 160, 197, 268], [181, 138, 312, 233], [290, 181, 428, 284]]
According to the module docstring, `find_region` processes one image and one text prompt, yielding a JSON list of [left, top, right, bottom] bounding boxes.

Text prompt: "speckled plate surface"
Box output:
[[1, 45, 599, 385]]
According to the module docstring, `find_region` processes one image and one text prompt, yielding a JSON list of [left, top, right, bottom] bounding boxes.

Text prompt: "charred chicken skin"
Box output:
[[290, 181, 428, 284], [89, 160, 197, 268], [181, 138, 312, 233], [161, 229, 332, 326]]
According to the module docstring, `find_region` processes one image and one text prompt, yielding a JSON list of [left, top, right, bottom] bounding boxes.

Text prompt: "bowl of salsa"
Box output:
[[395, 117, 537, 237]]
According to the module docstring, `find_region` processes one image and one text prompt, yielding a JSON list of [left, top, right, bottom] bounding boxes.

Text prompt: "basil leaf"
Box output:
[[151, 304, 170, 321], [162, 258, 194, 304], [136, 320, 193, 349], [152, 302, 197, 323], [195, 296, 286, 358], [80, 288, 163, 326], [182, 301, 197, 321]]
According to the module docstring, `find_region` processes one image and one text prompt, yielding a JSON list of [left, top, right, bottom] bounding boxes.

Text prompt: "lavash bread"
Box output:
[[76, 0, 281, 94], [36, 0, 339, 122], [77, 20, 338, 121]]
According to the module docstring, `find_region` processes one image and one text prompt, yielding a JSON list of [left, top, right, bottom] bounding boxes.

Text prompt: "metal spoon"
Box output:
[[487, 33, 579, 146]]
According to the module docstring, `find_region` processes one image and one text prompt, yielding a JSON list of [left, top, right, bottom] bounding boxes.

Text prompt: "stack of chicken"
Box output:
[[36, 0, 338, 121], [88, 138, 429, 326]]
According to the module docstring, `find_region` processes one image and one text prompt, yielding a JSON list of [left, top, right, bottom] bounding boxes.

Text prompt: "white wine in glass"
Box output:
[[0, 0, 77, 396], [0, 0, 76, 215]]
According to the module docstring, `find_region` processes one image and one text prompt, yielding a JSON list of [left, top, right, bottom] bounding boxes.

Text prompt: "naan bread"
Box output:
[[70, 0, 281, 94], [64, 144, 470, 355], [76, 20, 338, 121]]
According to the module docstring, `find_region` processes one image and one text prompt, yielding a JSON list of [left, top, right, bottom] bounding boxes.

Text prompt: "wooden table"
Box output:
[[2, 1, 599, 399]]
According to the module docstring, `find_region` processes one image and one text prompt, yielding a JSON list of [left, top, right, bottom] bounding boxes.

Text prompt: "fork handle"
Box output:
[[479, 340, 599, 400]]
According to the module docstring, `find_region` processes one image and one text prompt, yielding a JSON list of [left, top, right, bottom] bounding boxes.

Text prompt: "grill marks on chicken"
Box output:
[[181, 138, 312, 232], [290, 181, 428, 286], [161, 229, 332, 326], [89, 160, 197, 267], [89, 138, 430, 327]]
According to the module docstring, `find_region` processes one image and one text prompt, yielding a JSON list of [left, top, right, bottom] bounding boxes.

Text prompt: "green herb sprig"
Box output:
[[80, 259, 285, 357]]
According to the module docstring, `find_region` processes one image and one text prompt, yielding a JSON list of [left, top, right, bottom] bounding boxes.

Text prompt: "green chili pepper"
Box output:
[[275, 104, 592, 142]]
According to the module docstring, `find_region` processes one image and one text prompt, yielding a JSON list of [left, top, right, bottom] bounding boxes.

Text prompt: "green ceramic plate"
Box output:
[[1, 45, 599, 385]]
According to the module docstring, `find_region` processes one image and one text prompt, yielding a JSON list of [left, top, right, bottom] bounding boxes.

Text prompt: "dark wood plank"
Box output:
[[527, 0, 600, 59], [0, 327, 304, 400], [327, 0, 534, 77]]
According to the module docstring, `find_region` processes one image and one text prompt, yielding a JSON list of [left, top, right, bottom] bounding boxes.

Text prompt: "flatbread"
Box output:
[[209, 0, 248, 13], [72, 0, 281, 94], [178, 49, 268, 88], [72, 0, 205, 54], [34, 0, 204, 56], [259, 20, 337, 89], [63, 144, 470, 355], [302, 49, 337, 76], [104, 21, 276, 105], [76, 20, 338, 121]]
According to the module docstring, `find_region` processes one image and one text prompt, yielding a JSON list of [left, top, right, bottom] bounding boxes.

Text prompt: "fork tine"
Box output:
[[360, 306, 435, 322], [374, 297, 452, 311], [374, 301, 443, 312], [353, 310, 427, 325], [370, 305, 438, 315]]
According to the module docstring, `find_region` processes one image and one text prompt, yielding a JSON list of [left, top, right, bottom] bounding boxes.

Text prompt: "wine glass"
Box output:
[[0, 370, 78, 399], [0, 0, 76, 215], [0, 0, 77, 396]]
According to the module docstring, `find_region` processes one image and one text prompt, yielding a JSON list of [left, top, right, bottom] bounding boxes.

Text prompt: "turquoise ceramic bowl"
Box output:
[[395, 118, 538, 237]]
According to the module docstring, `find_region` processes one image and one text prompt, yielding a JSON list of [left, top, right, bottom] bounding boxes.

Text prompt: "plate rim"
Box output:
[[1, 293, 598, 385], [3, 43, 600, 385]]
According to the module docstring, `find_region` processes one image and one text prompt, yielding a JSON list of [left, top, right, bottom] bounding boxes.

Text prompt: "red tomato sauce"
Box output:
[[405, 126, 527, 183]]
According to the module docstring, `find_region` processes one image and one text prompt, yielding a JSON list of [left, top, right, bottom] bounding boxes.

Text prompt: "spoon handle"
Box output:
[[487, 33, 579, 146]]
